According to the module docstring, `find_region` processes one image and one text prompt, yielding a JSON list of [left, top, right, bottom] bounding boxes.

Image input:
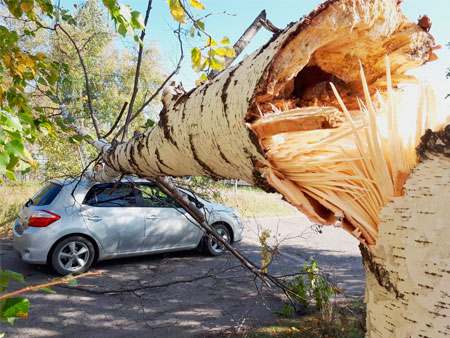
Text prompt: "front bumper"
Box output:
[[12, 220, 57, 264]]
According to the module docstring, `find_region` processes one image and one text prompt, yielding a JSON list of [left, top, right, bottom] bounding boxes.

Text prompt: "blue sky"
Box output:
[[74, 0, 450, 104]]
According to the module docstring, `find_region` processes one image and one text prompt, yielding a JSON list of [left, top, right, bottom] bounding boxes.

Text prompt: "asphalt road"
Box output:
[[0, 215, 365, 337]]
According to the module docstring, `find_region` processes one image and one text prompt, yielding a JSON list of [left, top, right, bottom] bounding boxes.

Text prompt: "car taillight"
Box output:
[[28, 210, 61, 227]]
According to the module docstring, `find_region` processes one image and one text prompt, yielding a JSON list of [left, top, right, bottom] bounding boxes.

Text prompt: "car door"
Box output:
[[81, 183, 145, 254], [137, 184, 203, 251]]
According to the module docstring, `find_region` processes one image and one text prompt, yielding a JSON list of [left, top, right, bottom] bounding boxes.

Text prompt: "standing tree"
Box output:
[[1, 0, 448, 336]]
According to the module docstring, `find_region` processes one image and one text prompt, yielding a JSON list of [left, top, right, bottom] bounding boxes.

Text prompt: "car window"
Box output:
[[31, 183, 62, 206], [139, 185, 176, 207], [84, 184, 137, 207]]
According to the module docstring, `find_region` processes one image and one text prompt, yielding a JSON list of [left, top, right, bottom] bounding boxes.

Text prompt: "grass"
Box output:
[[213, 187, 298, 218], [0, 181, 42, 240], [238, 298, 366, 338]]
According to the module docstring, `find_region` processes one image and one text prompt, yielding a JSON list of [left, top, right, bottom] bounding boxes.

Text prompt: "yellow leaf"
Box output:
[[215, 47, 227, 56], [17, 63, 27, 74], [168, 0, 186, 23], [23, 55, 35, 68], [16, 311, 28, 319], [20, 2, 34, 13], [190, 0, 205, 10], [3, 55, 12, 68]]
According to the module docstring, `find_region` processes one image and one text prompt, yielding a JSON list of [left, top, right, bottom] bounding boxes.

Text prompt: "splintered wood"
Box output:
[[253, 57, 443, 245]]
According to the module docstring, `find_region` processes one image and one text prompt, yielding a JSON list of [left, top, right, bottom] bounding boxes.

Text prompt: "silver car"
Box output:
[[13, 178, 243, 275]]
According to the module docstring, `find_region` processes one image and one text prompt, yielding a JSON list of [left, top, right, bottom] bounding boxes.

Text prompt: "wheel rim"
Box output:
[[57, 241, 90, 272], [211, 228, 230, 253]]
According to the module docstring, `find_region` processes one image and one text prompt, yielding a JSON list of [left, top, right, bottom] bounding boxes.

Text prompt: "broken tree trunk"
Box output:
[[361, 129, 450, 336]]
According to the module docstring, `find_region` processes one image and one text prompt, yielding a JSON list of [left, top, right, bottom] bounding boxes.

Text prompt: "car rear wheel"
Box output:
[[50, 236, 95, 275], [205, 223, 231, 256]]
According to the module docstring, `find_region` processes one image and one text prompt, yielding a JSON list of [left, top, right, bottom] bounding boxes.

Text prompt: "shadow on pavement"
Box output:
[[1, 237, 365, 338]]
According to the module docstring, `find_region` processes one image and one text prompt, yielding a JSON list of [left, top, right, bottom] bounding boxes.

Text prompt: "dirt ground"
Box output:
[[0, 215, 365, 337]]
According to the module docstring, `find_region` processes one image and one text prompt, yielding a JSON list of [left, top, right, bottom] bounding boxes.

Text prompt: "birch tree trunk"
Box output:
[[85, 0, 449, 336], [362, 143, 450, 337]]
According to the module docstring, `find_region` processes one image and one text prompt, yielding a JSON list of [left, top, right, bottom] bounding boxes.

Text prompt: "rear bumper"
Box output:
[[12, 220, 56, 264]]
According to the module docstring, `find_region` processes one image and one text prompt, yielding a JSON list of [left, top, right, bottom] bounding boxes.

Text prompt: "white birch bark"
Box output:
[[94, 0, 434, 187], [362, 154, 450, 337]]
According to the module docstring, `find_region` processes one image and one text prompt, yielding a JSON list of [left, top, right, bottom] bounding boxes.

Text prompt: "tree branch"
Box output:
[[122, 0, 153, 141], [0, 271, 102, 300], [153, 176, 269, 286], [209, 10, 267, 80], [103, 101, 128, 139], [116, 25, 184, 137], [55, 23, 101, 139]]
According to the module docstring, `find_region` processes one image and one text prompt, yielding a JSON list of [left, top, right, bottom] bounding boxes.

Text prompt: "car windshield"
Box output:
[[31, 182, 62, 206]]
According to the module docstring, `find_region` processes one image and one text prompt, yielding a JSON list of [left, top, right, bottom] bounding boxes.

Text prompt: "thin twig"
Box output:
[[0, 271, 103, 300], [119, 25, 184, 133], [103, 101, 128, 139], [61, 266, 241, 295], [55, 23, 101, 139], [122, 0, 153, 141]]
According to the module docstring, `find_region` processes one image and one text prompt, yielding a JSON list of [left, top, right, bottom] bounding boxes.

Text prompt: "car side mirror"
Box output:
[[196, 201, 204, 209]]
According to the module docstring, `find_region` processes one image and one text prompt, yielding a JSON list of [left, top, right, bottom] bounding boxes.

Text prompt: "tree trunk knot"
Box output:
[[359, 244, 405, 299]]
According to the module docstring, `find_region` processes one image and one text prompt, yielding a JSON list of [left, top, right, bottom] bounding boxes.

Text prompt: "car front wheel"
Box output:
[[205, 223, 231, 256], [50, 236, 95, 275]]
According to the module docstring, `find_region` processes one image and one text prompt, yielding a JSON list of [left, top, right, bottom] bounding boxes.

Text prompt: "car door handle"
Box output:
[[87, 216, 102, 221], [146, 215, 157, 220]]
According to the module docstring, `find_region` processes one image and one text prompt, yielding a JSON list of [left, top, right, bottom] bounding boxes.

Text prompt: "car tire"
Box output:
[[205, 223, 231, 256], [50, 236, 95, 275]]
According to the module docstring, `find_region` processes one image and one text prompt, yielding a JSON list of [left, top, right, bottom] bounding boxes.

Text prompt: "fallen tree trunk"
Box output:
[[95, 0, 436, 240]]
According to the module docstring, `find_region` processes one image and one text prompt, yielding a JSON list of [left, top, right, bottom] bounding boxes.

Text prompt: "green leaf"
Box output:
[[0, 153, 9, 172], [2, 114, 22, 132], [0, 270, 25, 284], [130, 11, 145, 30], [5, 170, 16, 181], [0, 276, 9, 289], [54, 117, 66, 129], [189, 26, 195, 38], [102, 0, 116, 10], [117, 23, 127, 37], [144, 119, 155, 128], [0, 297, 29, 323], [64, 274, 78, 286], [220, 36, 230, 45], [0, 129, 5, 144], [39, 286, 56, 294], [5, 140, 24, 157], [6, 156, 19, 171], [195, 20, 204, 31], [68, 135, 83, 144]]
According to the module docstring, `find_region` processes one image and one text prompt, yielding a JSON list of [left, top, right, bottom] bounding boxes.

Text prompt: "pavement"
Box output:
[[0, 215, 365, 337]]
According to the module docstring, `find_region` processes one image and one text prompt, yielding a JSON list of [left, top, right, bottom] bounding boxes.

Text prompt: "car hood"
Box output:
[[203, 201, 236, 214]]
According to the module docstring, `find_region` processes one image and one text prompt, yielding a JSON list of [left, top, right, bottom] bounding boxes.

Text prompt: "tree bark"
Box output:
[[98, 0, 434, 185], [361, 154, 450, 337]]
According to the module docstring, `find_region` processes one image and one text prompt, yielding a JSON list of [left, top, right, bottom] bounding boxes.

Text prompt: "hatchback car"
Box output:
[[13, 178, 243, 275]]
